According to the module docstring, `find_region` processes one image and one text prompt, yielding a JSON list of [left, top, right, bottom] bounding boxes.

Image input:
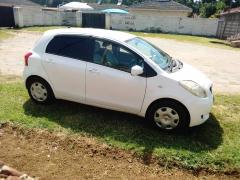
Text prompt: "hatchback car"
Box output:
[[23, 28, 214, 131]]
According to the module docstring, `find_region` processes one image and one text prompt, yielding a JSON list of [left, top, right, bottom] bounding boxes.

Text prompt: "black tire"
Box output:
[[26, 77, 55, 104], [146, 99, 190, 131]]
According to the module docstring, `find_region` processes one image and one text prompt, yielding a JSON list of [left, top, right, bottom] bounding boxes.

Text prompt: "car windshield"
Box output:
[[126, 37, 172, 70]]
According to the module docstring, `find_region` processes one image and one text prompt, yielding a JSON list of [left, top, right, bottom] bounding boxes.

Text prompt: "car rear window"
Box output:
[[46, 35, 94, 61]]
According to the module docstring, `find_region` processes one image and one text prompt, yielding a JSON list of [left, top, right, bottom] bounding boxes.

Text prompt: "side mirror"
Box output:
[[131, 65, 143, 76]]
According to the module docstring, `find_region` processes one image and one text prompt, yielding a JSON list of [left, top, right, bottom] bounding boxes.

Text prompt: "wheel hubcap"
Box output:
[[30, 82, 47, 102], [154, 107, 180, 130]]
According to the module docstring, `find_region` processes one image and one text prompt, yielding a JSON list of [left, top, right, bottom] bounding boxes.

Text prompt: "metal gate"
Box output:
[[216, 20, 225, 39], [0, 5, 15, 27], [82, 13, 105, 29]]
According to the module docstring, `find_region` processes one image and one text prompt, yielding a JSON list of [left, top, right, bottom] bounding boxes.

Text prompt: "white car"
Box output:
[[23, 28, 214, 131]]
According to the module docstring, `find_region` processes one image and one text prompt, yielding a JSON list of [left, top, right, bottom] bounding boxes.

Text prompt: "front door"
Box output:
[[86, 39, 146, 113]]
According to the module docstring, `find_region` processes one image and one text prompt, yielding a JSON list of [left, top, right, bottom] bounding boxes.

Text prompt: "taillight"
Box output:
[[24, 52, 32, 66]]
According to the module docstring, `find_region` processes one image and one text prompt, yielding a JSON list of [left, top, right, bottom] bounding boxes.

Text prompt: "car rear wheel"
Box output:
[[147, 100, 190, 131], [27, 77, 55, 104]]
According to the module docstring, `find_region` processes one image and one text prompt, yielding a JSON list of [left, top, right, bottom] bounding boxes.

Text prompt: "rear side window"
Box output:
[[46, 35, 94, 61]]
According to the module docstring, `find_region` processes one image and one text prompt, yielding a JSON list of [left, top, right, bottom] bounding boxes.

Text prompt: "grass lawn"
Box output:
[[15, 26, 238, 51], [0, 78, 239, 173], [17, 26, 67, 33], [0, 29, 12, 40]]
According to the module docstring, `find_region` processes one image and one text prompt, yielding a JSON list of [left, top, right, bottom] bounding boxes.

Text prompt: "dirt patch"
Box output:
[[0, 123, 238, 179], [0, 31, 41, 76]]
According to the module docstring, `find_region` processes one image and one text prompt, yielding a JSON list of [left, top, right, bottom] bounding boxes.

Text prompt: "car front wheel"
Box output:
[[147, 100, 190, 131]]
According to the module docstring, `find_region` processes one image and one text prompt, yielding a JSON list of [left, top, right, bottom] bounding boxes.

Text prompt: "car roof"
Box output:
[[44, 28, 136, 42]]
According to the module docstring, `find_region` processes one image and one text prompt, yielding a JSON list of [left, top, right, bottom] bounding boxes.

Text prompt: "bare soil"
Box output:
[[0, 31, 41, 76], [0, 123, 237, 180]]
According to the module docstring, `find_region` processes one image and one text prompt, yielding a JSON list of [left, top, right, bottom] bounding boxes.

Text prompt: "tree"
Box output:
[[200, 2, 216, 17]]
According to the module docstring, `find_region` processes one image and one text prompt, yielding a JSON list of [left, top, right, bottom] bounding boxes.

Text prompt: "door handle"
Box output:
[[45, 58, 55, 64], [88, 68, 99, 73]]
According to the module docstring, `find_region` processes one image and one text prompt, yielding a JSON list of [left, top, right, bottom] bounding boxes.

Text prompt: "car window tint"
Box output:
[[93, 39, 144, 73], [46, 35, 94, 61]]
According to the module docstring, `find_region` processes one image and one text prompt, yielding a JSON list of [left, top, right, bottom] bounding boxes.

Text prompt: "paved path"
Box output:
[[0, 31, 41, 76], [0, 31, 240, 93]]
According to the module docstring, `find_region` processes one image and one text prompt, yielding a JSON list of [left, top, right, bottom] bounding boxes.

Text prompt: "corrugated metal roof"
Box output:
[[130, 0, 192, 12], [221, 7, 240, 15]]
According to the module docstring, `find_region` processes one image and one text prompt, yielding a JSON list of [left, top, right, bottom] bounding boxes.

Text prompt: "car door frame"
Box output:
[[42, 34, 94, 103], [85, 36, 157, 114]]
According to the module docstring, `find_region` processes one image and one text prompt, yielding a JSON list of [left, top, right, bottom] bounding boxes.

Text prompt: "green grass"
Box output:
[[0, 79, 240, 172], [18, 26, 67, 32], [130, 31, 238, 51], [0, 29, 12, 40]]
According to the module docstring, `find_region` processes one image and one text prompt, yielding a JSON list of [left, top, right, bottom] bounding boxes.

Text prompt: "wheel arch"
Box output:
[[25, 75, 55, 97], [145, 98, 190, 121]]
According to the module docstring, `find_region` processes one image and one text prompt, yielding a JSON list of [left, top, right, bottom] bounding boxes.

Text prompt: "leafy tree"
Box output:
[[200, 2, 216, 17], [216, 1, 226, 13]]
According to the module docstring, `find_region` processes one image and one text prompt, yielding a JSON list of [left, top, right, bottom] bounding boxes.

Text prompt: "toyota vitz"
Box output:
[[23, 28, 214, 131]]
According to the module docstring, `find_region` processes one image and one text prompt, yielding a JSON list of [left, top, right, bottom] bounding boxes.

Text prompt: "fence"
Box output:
[[13, 6, 219, 37], [216, 13, 240, 39], [110, 14, 219, 36], [13, 6, 110, 29]]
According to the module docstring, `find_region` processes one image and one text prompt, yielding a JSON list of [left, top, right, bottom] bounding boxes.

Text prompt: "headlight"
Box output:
[[179, 80, 207, 98]]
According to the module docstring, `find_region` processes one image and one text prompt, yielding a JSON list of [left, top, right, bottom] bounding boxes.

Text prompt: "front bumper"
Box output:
[[188, 93, 214, 127]]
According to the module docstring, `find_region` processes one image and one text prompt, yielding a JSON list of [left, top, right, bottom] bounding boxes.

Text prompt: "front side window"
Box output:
[[93, 39, 144, 73], [126, 37, 172, 70], [46, 35, 94, 61]]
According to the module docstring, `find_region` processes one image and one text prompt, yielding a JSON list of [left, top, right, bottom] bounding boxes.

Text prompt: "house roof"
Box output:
[[221, 7, 240, 16], [59, 2, 93, 10], [129, 0, 192, 12], [0, 0, 40, 6]]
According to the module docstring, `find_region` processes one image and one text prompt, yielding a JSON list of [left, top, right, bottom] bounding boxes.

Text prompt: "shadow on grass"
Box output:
[[209, 40, 231, 47], [23, 99, 223, 163]]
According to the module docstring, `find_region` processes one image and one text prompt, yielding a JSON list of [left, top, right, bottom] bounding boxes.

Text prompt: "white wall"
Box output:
[[111, 14, 219, 36], [129, 9, 190, 17], [13, 7, 219, 37], [14, 6, 78, 27]]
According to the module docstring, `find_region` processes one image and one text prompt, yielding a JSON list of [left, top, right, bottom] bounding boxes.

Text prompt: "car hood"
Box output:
[[169, 62, 212, 90]]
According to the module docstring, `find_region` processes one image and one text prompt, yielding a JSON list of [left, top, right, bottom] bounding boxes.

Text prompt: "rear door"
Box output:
[[42, 35, 94, 102]]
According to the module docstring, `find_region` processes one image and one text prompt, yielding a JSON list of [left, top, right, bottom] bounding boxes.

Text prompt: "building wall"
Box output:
[[129, 9, 190, 17], [217, 13, 240, 39], [14, 6, 77, 27], [111, 14, 219, 36]]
